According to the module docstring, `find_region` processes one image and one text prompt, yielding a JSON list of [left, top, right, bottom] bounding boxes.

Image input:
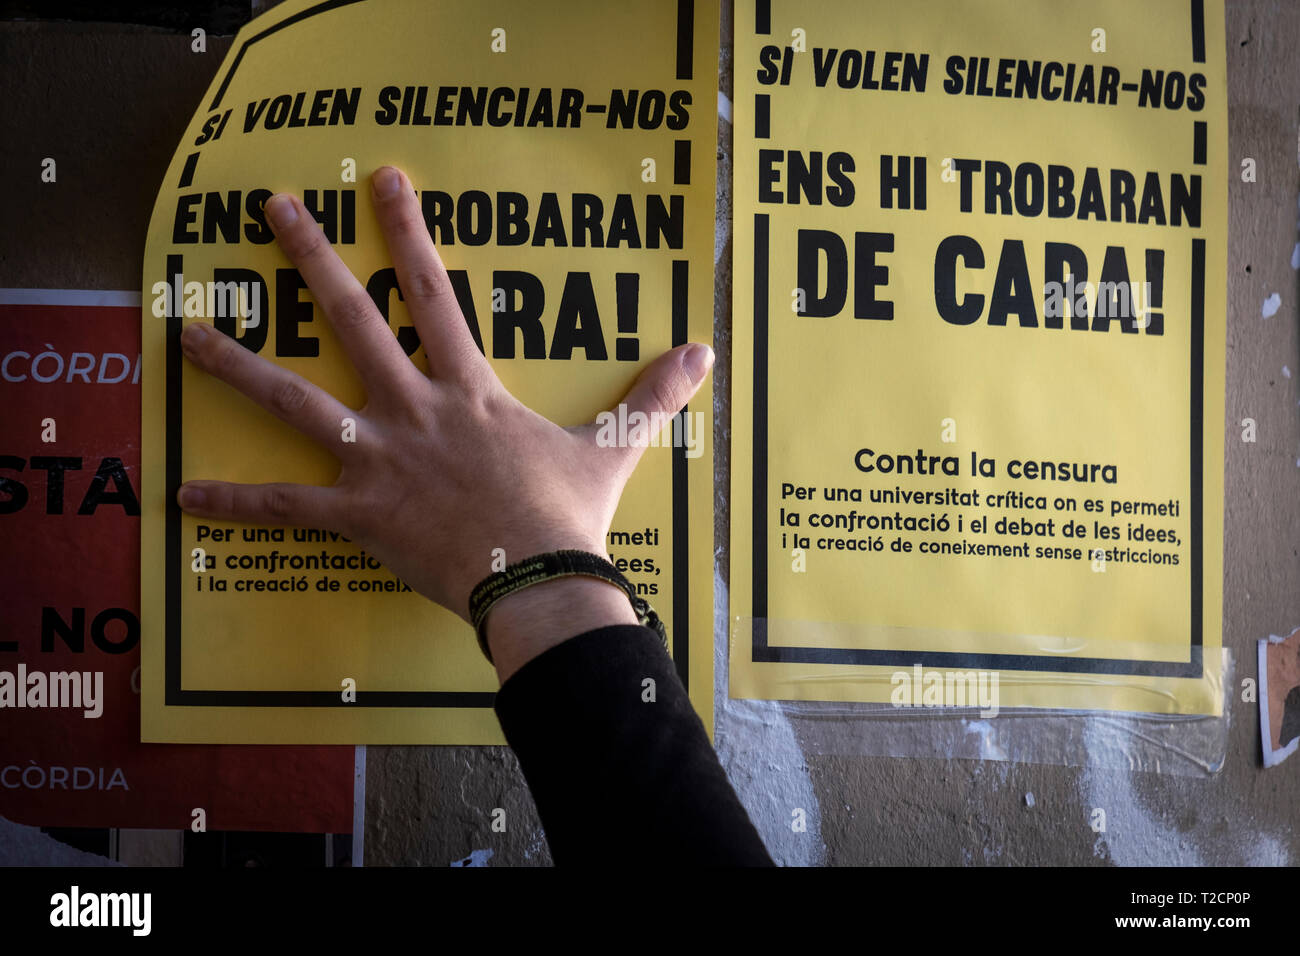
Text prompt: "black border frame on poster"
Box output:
[[163, 0, 699, 708], [746, 0, 1209, 680]]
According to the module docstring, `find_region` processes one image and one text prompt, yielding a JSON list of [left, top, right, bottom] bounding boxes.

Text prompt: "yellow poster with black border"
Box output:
[[141, 0, 718, 743], [730, 0, 1226, 715]]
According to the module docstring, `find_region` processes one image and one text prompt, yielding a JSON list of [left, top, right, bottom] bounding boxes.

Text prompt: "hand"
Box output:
[[176, 165, 713, 676]]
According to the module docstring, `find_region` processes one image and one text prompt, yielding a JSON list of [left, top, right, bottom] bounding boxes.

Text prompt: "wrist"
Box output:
[[484, 575, 638, 683]]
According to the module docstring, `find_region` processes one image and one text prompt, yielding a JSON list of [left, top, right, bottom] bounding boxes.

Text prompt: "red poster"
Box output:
[[0, 292, 354, 831]]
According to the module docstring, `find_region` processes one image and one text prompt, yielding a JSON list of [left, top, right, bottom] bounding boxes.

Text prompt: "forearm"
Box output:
[[491, 614, 774, 866]]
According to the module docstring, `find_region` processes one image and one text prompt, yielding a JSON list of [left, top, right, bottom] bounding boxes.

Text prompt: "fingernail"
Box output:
[[683, 344, 714, 384], [180, 322, 209, 354], [373, 166, 401, 197], [177, 484, 206, 509], [265, 194, 299, 229]]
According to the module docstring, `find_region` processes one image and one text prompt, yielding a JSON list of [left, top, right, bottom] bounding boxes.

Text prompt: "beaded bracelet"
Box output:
[[468, 549, 668, 664]]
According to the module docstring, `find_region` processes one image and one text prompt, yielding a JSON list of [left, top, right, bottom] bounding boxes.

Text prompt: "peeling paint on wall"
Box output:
[[714, 572, 825, 866], [1077, 718, 1291, 866]]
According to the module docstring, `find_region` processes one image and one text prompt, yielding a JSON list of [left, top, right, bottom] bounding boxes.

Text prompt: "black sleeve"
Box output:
[[493, 624, 775, 866]]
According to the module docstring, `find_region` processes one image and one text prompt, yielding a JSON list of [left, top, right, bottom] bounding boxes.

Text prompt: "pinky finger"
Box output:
[[177, 479, 343, 531]]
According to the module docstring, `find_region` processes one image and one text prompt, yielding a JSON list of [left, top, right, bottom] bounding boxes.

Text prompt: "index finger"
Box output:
[[264, 192, 425, 401], [369, 166, 493, 388]]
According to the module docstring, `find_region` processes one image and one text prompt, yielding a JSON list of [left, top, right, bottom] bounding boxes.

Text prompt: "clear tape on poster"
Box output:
[[719, 617, 1231, 777]]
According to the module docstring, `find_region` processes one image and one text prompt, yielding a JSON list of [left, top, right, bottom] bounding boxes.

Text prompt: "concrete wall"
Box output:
[[1, 0, 1295, 866]]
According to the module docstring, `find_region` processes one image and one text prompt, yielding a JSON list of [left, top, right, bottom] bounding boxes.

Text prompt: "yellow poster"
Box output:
[[730, 0, 1226, 715], [141, 0, 718, 743]]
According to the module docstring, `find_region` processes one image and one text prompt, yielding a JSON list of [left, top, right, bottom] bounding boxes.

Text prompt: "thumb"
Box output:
[[590, 342, 713, 466]]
